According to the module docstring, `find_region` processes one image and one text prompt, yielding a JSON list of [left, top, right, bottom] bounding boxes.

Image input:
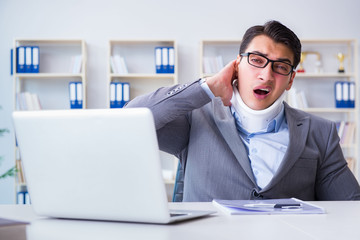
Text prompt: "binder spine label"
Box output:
[[110, 82, 116, 108], [76, 82, 83, 108], [25, 47, 32, 73], [17, 47, 25, 73], [161, 47, 168, 73], [168, 47, 175, 74], [155, 47, 162, 73], [116, 82, 123, 108], [32, 46, 40, 73], [69, 82, 83, 109], [122, 83, 130, 107]]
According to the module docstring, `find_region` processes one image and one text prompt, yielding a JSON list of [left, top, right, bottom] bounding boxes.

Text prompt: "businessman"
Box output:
[[126, 20, 360, 201]]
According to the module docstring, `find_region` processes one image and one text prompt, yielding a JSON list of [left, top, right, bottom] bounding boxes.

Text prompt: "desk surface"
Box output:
[[0, 201, 359, 240]]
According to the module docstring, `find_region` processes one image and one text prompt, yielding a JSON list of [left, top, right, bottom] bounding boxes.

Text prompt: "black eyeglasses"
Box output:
[[240, 52, 295, 76]]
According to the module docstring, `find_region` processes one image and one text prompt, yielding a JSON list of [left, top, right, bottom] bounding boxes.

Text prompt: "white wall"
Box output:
[[1, 0, 360, 203]]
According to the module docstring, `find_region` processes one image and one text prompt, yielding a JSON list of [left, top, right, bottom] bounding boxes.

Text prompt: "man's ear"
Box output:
[[236, 54, 241, 64], [235, 55, 241, 76], [286, 71, 296, 91]]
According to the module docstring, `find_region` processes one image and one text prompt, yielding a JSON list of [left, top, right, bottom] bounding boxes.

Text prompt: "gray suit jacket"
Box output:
[[126, 80, 360, 201]]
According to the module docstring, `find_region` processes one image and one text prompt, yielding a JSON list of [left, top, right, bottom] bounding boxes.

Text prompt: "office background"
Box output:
[[0, 0, 360, 204]]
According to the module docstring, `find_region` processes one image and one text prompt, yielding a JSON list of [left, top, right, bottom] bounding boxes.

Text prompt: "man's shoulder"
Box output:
[[189, 98, 233, 124]]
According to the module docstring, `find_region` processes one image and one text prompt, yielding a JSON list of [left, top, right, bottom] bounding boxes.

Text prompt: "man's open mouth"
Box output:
[[254, 88, 270, 95]]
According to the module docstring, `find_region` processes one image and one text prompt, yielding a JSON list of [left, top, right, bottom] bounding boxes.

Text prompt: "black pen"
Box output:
[[274, 203, 302, 209], [243, 203, 302, 209]]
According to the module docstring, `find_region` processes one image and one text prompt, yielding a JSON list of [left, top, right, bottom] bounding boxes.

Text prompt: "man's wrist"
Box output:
[[199, 78, 207, 84], [199, 78, 215, 99]]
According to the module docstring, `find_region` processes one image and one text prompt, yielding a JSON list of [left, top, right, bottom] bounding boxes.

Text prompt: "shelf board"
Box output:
[[302, 108, 357, 113], [201, 39, 242, 44], [201, 73, 215, 78], [15, 73, 84, 79], [110, 73, 176, 79], [300, 39, 356, 44], [110, 39, 176, 45], [15, 39, 84, 45], [295, 73, 355, 78], [164, 179, 175, 185]]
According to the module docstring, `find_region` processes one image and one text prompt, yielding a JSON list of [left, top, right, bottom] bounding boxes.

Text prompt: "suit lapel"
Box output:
[[211, 100, 310, 191], [262, 103, 310, 192], [211, 99, 257, 186]]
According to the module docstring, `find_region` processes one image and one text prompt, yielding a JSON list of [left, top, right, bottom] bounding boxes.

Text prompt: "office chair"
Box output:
[[172, 161, 184, 202]]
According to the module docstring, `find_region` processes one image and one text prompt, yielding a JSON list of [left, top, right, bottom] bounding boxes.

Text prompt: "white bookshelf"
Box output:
[[12, 39, 87, 203], [199, 39, 359, 179], [107, 40, 179, 188], [13, 39, 87, 110], [107, 39, 178, 106], [292, 39, 358, 178]]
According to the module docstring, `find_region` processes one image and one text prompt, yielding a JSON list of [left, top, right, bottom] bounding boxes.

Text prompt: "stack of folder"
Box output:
[[14, 46, 40, 73], [335, 81, 355, 108], [16, 92, 42, 111], [69, 82, 83, 109], [155, 47, 175, 74], [110, 82, 130, 108], [110, 55, 128, 74]]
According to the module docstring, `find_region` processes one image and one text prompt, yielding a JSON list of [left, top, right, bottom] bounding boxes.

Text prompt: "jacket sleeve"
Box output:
[[125, 80, 211, 156], [315, 121, 360, 200]]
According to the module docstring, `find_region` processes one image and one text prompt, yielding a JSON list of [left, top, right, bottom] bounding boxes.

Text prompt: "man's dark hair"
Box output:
[[239, 20, 302, 68]]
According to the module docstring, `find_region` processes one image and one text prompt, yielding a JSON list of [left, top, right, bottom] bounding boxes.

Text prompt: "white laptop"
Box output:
[[12, 108, 214, 224]]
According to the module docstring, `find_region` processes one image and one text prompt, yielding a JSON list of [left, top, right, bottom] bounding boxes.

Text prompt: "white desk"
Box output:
[[0, 201, 359, 240]]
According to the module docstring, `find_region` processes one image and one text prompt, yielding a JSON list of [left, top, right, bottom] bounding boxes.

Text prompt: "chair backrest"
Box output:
[[172, 161, 184, 202]]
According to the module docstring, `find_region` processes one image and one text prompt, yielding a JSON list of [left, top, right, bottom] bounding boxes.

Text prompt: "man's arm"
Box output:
[[125, 80, 210, 155], [125, 81, 210, 128], [125, 59, 238, 155], [126, 58, 238, 126]]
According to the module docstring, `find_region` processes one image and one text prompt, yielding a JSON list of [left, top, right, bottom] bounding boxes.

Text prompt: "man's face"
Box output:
[[236, 35, 296, 110]]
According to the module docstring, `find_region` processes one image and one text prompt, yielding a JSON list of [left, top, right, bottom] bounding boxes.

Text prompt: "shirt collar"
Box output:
[[231, 103, 285, 136]]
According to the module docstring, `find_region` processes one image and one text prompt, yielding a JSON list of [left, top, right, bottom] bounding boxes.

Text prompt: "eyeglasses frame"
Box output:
[[240, 52, 296, 76]]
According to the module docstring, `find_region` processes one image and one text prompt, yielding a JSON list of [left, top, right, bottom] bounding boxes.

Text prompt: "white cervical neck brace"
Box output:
[[230, 84, 285, 133]]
